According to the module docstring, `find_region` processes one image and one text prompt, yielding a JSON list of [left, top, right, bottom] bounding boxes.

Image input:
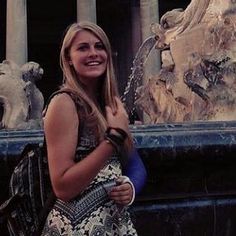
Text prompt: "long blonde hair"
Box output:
[[60, 21, 133, 150]]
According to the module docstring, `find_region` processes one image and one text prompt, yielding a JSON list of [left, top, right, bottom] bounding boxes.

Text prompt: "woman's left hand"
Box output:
[[109, 180, 133, 206]]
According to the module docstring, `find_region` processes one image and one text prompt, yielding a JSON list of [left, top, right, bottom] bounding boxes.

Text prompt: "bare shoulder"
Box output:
[[44, 93, 79, 131], [46, 93, 77, 115]]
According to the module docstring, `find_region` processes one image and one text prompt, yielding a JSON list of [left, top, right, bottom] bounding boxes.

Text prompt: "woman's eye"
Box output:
[[78, 45, 89, 51], [95, 43, 105, 50]]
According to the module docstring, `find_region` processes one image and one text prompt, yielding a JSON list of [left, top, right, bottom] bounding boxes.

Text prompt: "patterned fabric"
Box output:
[[41, 95, 137, 236]]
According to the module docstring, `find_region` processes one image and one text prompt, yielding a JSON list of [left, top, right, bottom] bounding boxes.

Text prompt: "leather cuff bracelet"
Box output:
[[104, 127, 128, 151]]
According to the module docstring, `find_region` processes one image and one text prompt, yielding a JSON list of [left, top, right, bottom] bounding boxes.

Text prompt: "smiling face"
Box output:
[[69, 30, 108, 86]]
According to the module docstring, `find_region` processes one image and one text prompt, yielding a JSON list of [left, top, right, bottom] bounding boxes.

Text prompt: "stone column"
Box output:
[[131, 2, 142, 57], [139, 0, 160, 123], [77, 0, 97, 23], [6, 0, 27, 66], [140, 0, 160, 76]]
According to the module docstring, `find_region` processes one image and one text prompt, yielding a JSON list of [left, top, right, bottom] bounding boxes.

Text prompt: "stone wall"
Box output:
[[1, 122, 236, 235]]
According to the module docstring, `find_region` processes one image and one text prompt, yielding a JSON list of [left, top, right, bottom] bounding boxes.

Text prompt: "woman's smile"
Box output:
[[85, 60, 103, 66]]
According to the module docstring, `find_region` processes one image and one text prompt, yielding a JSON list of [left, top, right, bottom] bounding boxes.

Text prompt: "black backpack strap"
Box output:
[[0, 193, 23, 217], [36, 191, 56, 236]]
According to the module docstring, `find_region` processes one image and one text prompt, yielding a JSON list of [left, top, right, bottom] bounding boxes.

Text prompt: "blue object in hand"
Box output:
[[123, 148, 147, 195]]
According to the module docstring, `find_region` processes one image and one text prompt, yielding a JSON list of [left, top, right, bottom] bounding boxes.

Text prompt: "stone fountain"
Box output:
[[122, 0, 236, 235], [1, 1, 236, 235], [124, 0, 236, 124]]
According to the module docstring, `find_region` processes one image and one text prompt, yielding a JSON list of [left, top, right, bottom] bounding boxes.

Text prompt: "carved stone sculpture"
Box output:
[[0, 60, 44, 129], [136, 0, 236, 123]]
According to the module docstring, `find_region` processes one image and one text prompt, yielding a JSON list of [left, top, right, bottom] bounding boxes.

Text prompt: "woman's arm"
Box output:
[[107, 98, 147, 206], [44, 94, 115, 202]]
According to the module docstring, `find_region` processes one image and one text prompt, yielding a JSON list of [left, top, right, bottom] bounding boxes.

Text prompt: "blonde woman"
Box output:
[[41, 21, 146, 235]]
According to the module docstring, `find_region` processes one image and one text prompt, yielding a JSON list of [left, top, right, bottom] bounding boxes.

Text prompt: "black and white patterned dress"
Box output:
[[41, 95, 137, 236]]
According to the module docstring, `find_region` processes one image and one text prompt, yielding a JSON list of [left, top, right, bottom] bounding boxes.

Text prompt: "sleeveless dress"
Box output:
[[41, 94, 138, 236]]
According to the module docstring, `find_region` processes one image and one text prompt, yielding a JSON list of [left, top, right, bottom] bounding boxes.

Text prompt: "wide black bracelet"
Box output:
[[104, 136, 120, 151], [104, 127, 128, 151], [105, 127, 128, 140]]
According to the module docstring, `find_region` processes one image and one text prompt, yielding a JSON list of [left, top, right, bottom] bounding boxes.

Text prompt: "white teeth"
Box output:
[[87, 62, 100, 66]]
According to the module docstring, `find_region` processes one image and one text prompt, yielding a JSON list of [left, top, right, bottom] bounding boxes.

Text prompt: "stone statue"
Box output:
[[136, 0, 236, 123], [0, 60, 44, 129]]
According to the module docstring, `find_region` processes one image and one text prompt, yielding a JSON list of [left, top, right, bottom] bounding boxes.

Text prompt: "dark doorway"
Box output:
[[0, 0, 6, 62], [27, 0, 77, 100], [97, 0, 134, 95]]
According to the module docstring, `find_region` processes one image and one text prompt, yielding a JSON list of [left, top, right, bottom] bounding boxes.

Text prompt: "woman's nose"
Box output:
[[88, 46, 98, 57]]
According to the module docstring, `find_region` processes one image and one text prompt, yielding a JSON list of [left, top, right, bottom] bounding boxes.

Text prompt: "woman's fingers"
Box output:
[[106, 103, 129, 131], [115, 97, 129, 117], [109, 183, 133, 205]]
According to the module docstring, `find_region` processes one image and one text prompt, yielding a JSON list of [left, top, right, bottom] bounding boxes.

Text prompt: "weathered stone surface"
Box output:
[[0, 60, 44, 129], [136, 0, 236, 123]]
